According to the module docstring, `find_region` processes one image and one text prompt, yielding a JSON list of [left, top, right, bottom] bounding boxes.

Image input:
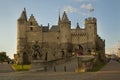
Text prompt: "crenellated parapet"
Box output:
[[96, 34, 105, 50], [85, 17, 97, 25], [97, 35, 105, 43], [71, 32, 87, 36]]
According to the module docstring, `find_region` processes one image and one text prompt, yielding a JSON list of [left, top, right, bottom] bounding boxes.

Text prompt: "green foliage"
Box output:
[[117, 59, 120, 63], [0, 52, 11, 62], [88, 63, 107, 72], [12, 64, 31, 71]]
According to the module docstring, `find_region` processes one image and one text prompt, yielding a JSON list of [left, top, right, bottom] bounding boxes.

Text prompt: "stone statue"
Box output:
[[32, 41, 41, 60]]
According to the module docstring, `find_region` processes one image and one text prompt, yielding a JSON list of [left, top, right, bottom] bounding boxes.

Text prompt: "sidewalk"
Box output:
[[0, 64, 14, 73], [89, 60, 120, 80], [100, 60, 120, 71]]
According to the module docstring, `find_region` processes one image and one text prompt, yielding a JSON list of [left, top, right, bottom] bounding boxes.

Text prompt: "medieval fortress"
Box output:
[[16, 8, 105, 64]]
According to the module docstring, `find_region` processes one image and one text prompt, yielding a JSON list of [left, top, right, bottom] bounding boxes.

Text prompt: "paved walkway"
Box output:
[[100, 60, 120, 71], [0, 64, 14, 73], [0, 60, 120, 80], [90, 60, 120, 80]]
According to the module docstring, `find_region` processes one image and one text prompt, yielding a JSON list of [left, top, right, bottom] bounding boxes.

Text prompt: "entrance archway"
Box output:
[[23, 52, 29, 64]]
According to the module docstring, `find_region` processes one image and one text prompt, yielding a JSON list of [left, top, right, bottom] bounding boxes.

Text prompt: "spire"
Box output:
[[76, 22, 80, 29], [58, 9, 61, 24], [18, 8, 27, 21], [62, 11, 69, 21], [58, 13, 61, 24]]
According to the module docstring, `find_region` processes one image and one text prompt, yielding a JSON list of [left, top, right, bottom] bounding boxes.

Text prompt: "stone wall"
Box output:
[[43, 32, 59, 43], [30, 55, 95, 72]]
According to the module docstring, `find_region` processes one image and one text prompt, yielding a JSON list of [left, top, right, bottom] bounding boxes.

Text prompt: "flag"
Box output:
[[89, 8, 94, 12]]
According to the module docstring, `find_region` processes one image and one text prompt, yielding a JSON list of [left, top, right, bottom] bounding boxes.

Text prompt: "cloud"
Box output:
[[80, 3, 94, 11], [62, 3, 94, 16], [106, 42, 120, 54], [78, 12, 90, 16], [63, 6, 78, 13], [63, 6, 90, 16]]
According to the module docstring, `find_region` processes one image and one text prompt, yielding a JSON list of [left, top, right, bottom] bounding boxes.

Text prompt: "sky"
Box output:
[[0, 0, 120, 58]]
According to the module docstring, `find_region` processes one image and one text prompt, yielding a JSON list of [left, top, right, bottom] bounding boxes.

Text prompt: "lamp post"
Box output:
[[64, 54, 66, 72], [21, 61, 23, 70], [44, 52, 48, 72], [77, 55, 80, 72], [62, 50, 66, 72], [21, 46, 25, 70]]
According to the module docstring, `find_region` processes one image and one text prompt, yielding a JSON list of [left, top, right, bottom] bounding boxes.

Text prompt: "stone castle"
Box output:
[[16, 8, 105, 64]]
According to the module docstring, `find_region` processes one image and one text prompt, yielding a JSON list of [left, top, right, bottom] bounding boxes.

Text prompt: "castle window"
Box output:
[[61, 50, 65, 58], [30, 27, 33, 31], [30, 22, 33, 26], [57, 37, 59, 39]]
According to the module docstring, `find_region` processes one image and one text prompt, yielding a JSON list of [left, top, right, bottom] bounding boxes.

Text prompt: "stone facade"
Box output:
[[16, 8, 105, 64]]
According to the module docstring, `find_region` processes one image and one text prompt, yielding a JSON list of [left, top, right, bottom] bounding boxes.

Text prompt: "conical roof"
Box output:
[[62, 11, 69, 21], [18, 8, 27, 21]]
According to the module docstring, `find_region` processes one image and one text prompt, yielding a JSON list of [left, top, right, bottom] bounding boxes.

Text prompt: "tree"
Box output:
[[0, 52, 10, 62]]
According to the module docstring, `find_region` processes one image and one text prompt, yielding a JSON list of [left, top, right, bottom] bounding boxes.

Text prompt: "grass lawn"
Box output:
[[88, 63, 107, 72], [12, 64, 31, 71]]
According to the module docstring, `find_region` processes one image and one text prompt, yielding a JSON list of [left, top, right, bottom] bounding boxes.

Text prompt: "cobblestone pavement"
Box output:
[[0, 60, 120, 80]]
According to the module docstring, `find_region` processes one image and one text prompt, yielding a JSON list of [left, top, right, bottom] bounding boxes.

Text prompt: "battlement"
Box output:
[[72, 33, 86, 36], [85, 17, 97, 24], [97, 34, 105, 43], [71, 29, 86, 36]]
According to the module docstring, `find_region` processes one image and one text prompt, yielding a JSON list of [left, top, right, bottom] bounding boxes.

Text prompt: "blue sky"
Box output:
[[0, 0, 120, 58]]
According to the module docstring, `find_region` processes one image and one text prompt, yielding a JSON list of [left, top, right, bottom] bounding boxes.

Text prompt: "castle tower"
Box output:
[[17, 8, 28, 64], [85, 17, 97, 51], [59, 11, 72, 56]]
